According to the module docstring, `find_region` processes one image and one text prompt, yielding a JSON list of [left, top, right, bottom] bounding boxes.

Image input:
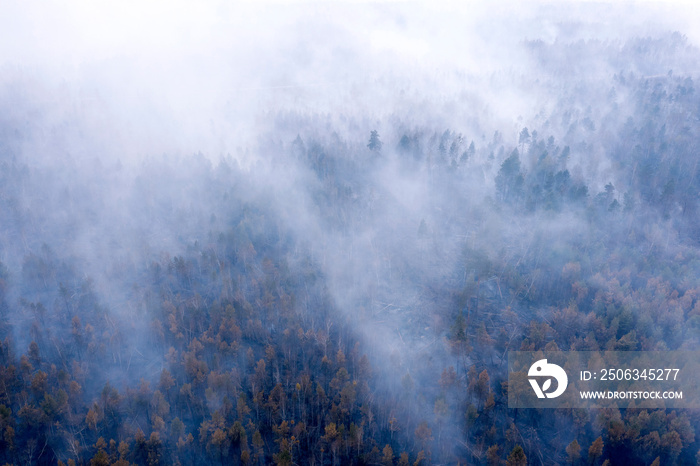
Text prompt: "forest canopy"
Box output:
[[1, 2, 700, 465]]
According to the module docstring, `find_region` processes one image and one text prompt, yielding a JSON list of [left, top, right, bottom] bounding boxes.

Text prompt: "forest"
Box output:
[[1, 2, 700, 465]]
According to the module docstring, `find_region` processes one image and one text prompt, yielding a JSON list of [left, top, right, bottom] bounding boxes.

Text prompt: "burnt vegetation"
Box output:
[[0, 34, 700, 465]]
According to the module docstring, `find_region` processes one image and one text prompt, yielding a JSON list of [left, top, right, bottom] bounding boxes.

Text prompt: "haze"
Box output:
[[1, 1, 700, 464]]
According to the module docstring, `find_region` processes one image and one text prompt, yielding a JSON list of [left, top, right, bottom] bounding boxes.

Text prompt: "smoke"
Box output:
[[2, 0, 700, 461]]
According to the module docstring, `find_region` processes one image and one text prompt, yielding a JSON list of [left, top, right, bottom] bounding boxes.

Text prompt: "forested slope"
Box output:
[[0, 30, 699, 465]]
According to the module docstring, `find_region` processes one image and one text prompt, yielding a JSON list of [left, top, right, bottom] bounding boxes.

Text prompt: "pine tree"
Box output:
[[368, 130, 383, 152], [506, 445, 527, 466]]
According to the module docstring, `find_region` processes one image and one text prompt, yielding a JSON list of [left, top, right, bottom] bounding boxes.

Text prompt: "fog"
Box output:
[[2, 1, 700, 464], [4, 1, 696, 159]]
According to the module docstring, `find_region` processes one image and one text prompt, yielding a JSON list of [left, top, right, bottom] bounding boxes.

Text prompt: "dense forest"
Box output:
[[2, 4, 700, 465]]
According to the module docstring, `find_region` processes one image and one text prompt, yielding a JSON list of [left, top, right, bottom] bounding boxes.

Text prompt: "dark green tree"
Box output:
[[496, 149, 524, 202]]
